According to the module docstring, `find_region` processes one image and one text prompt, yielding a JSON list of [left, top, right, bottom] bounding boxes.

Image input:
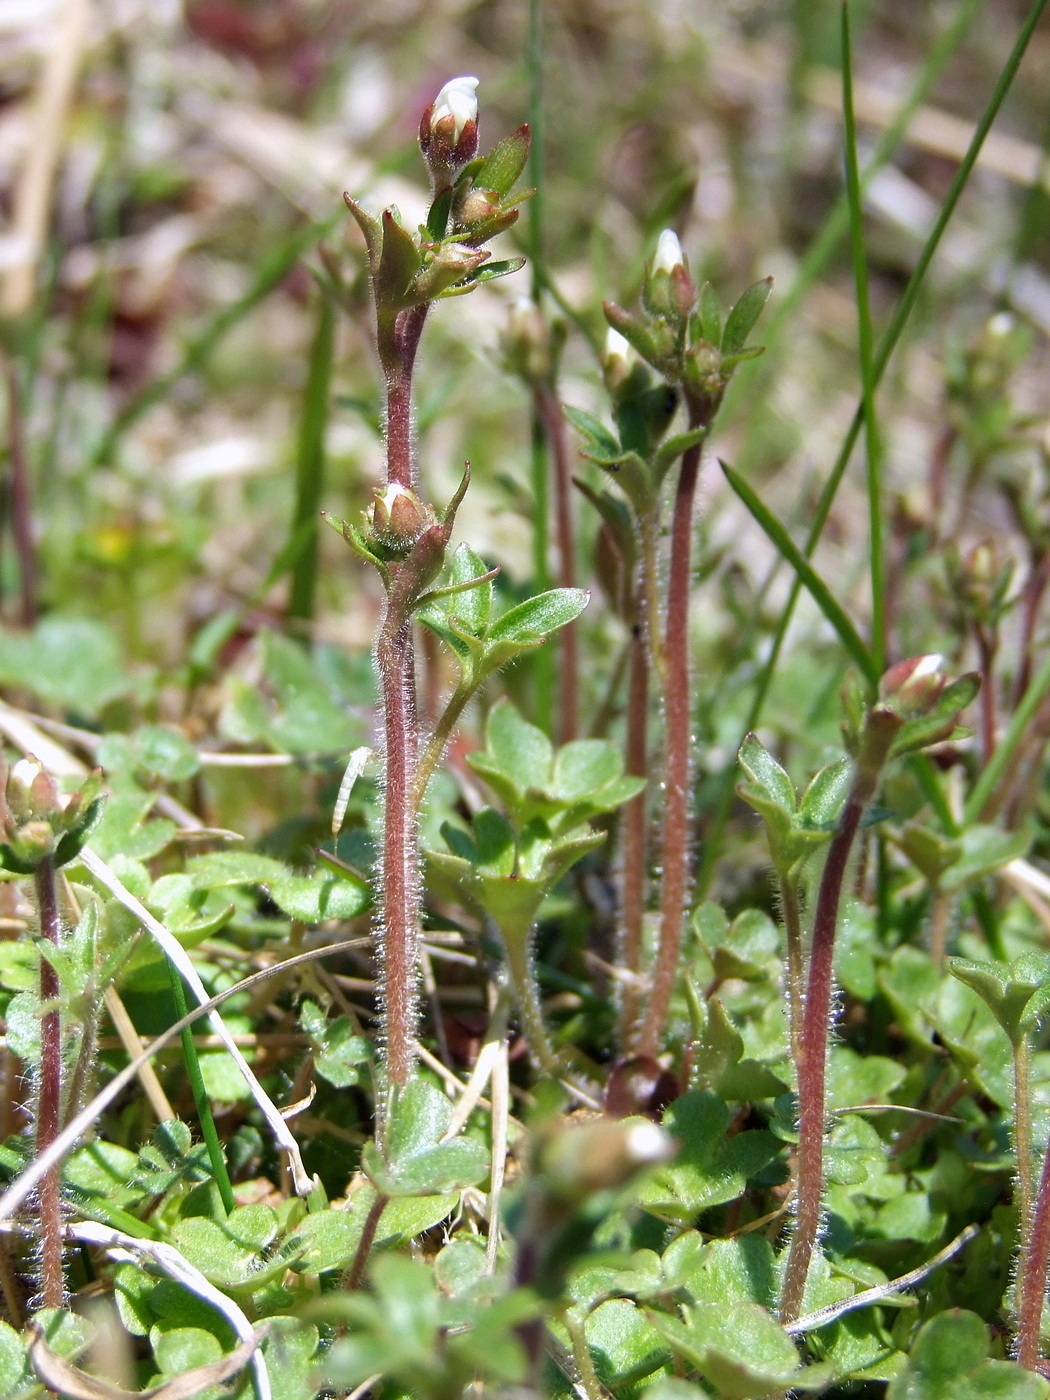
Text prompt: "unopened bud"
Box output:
[[370, 483, 429, 547], [419, 75, 480, 188], [653, 229, 685, 277], [644, 229, 696, 323], [601, 326, 639, 392], [537, 1117, 674, 1203], [879, 654, 947, 719], [8, 757, 65, 823], [501, 297, 552, 383]]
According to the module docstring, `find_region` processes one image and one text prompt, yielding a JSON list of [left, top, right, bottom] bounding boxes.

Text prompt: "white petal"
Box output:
[[431, 75, 479, 141], [653, 228, 684, 275]]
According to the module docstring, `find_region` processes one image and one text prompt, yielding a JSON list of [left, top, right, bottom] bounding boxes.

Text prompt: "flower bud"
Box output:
[[0, 760, 104, 872], [879, 653, 947, 719], [536, 1117, 674, 1204], [370, 484, 429, 548], [500, 297, 553, 384], [643, 228, 696, 322], [600, 326, 639, 393], [419, 75, 480, 188]]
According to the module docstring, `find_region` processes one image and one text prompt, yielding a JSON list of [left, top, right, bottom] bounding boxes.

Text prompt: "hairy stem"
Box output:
[[779, 774, 872, 1323], [34, 855, 64, 1309], [375, 304, 430, 1094], [638, 434, 703, 1058], [618, 617, 649, 1046], [381, 305, 428, 491], [1015, 1036, 1035, 1241], [1017, 1135, 1050, 1368], [501, 919, 561, 1078], [535, 381, 578, 743], [779, 873, 805, 1065], [377, 619, 420, 1089]]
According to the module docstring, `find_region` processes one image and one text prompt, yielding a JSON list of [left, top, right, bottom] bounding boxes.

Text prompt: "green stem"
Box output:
[[412, 684, 472, 809], [501, 919, 561, 1078], [166, 961, 236, 1216]]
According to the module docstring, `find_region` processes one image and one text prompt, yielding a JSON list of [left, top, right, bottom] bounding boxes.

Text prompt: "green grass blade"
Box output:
[[166, 961, 236, 1216], [744, 0, 1048, 728], [964, 649, 1050, 824], [697, 0, 1045, 899], [841, 0, 885, 676], [288, 291, 335, 624], [89, 209, 342, 469], [720, 461, 876, 684], [719, 0, 985, 433]]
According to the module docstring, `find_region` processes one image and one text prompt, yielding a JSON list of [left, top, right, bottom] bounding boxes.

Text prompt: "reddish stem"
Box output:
[[375, 304, 430, 1091], [377, 618, 420, 1089], [638, 434, 703, 1059], [618, 622, 649, 1043], [779, 779, 871, 1323], [534, 382, 577, 744], [975, 625, 998, 765], [1017, 1137, 1050, 1368], [34, 855, 64, 1310], [1014, 553, 1050, 707], [381, 305, 428, 491]]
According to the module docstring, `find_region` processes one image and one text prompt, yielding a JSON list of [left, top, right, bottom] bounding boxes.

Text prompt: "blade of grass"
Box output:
[[89, 210, 342, 469], [719, 0, 986, 435], [720, 460, 876, 684], [287, 290, 335, 624], [697, 0, 1048, 894], [841, 0, 885, 675], [165, 961, 236, 1216]]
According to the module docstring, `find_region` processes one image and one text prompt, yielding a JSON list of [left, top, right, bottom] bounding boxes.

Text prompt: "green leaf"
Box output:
[[472, 808, 517, 877], [650, 1301, 824, 1398], [946, 954, 1050, 1046], [582, 1299, 672, 1387], [738, 734, 796, 811], [0, 1321, 29, 1399], [697, 281, 722, 345], [472, 124, 531, 196], [444, 544, 492, 635], [153, 1326, 223, 1374], [0, 616, 135, 714], [471, 698, 552, 801], [886, 1311, 1050, 1399], [563, 404, 621, 459], [377, 208, 421, 305], [638, 1091, 780, 1223], [550, 739, 623, 802], [799, 758, 852, 828], [940, 824, 1031, 891], [361, 1079, 490, 1196], [488, 588, 589, 645], [721, 277, 773, 355]]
